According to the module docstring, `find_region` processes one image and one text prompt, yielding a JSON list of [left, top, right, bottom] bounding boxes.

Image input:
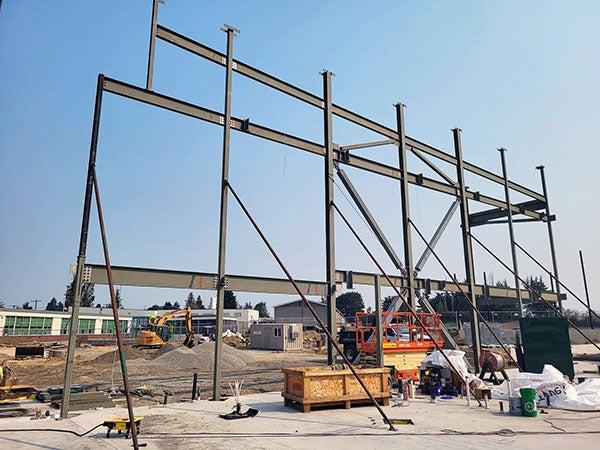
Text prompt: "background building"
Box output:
[[249, 323, 303, 351], [273, 299, 345, 330], [0, 306, 258, 343]]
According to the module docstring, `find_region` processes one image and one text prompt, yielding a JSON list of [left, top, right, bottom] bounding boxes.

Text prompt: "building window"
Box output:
[[273, 327, 282, 337], [61, 318, 71, 335], [78, 318, 96, 334], [101, 319, 128, 334], [2, 316, 52, 336]]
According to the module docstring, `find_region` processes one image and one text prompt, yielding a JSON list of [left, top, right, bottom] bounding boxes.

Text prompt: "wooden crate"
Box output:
[[282, 366, 390, 413]]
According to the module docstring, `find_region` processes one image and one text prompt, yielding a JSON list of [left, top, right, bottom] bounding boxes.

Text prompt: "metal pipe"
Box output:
[[145, 0, 160, 90], [536, 165, 563, 311], [499, 148, 523, 317], [374, 275, 383, 367], [453, 128, 481, 372], [213, 24, 239, 401], [396, 103, 416, 307], [92, 171, 139, 450], [225, 182, 398, 430], [332, 202, 483, 406], [470, 232, 600, 353], [409, 219, 522, 370], [514, 241, 600, 324], [322, 70, 337, 364], [579, 250, 594, 329], [61, 74, 104, 419]]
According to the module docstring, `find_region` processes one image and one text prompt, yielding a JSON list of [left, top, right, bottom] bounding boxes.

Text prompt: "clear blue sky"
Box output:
[[1, 0, 598, 313]]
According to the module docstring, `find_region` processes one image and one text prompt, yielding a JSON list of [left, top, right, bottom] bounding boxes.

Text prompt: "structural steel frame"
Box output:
[[62, 1, 565, 413]]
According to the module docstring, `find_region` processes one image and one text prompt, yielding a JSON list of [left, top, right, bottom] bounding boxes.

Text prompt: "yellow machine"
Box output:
[[136, 307, 195, 348]]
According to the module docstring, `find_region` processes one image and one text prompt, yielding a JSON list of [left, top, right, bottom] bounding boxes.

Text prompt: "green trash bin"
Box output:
[[520, 387, 537, 417]]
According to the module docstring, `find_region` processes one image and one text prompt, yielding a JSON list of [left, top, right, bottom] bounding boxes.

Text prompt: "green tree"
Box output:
[[64, 275, 95, 308], [162, 301, 174, 310], [336, 291, 365, 319], [147, 304, 161, 310], [243, 302, 253, 309], [254, 301, 270, 318], [525, 275, 552, 313], [115, 288, 123, 309], [224, 290, 238, 309], [382, 295, 395, 311], [46, 297, 64, 311], [22, 301, 33, 310], [173, 301, 181, 309], [196, 295, 205, 309], [185, 292, 196, 309]]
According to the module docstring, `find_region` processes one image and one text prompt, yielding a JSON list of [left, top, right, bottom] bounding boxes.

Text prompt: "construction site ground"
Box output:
[[1, 344, 329, 404], [2, 391, 600, 449]]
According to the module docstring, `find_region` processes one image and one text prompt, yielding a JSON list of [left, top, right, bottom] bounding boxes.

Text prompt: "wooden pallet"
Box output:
[[284, 395, 389, 413]]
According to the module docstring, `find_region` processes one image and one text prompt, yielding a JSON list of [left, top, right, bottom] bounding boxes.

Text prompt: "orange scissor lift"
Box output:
[[355, 311, 444, 381]]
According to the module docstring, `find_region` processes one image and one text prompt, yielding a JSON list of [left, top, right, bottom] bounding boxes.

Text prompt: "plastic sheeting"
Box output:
[[492, 365, 600, 411]]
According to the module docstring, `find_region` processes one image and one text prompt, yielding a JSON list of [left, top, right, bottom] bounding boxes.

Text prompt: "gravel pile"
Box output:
[[151, 342, 256, 372], [93, 347, 146, 364]]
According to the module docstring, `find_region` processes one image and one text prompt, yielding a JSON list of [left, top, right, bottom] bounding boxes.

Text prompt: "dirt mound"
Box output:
[[93, 347, 146, 364], [149, 343, 180, 360], [150, 341, 256, 372]]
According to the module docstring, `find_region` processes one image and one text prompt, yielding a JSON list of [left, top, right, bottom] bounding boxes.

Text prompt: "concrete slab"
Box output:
[[0, 392, 599, 449]]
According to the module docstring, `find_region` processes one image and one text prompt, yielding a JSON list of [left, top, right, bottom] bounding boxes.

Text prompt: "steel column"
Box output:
[[61, 74, 104, 419], [145, 0, 160, 90], [374, 275, 383, 367], [322, 70, 337, 364], [452, 128, 481, 371], [499, 148, 523, 317], [579, 250, 594, 329], [396, 103, 416, 308], [213, 24, 238, 401], [536, 165, 563, 312]]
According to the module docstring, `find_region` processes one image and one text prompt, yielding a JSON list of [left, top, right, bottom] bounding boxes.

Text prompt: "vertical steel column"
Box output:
[[499, 148, 523, 317], [322, 70, 337, 364], [536, 165, 563, 312], [579, 250, 594, 329], [395, 103, 416, 309], [61, 74, 105, 419], [374, 275, 383, 367], [213, 24, 238, 401], [452, 128, 481, 371], [145, 0, 160, 90]]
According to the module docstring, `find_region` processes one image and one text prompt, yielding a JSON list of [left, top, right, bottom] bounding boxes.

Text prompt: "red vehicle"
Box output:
[[354, 311, 443, 381]]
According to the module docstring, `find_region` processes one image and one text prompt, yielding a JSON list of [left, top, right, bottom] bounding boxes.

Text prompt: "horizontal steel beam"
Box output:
[[85, 264, 328, 296], [101, 77, 545, 221], [469, 199, 547, 227], [85, 264, 561, 302], [155, 24, 544, 202]]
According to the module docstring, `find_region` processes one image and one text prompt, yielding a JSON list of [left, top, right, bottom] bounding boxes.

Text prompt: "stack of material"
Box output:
[[303, 330, 322, 349], [53, 391, 115, 411], [36, 385, 84, 403]]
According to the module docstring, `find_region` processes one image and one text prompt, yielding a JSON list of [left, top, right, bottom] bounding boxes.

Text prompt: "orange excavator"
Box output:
[[136, 306, 196, 348]]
